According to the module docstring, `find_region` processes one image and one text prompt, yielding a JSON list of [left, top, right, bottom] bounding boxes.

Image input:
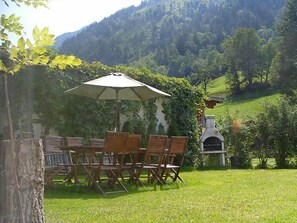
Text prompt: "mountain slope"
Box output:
[[54, 31, 79, 49], [205, 76, 281, 119], [58, 0, 284, 77]]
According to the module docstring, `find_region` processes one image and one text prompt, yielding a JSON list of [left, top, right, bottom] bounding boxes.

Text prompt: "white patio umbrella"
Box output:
[[65, 72, 170, 131]]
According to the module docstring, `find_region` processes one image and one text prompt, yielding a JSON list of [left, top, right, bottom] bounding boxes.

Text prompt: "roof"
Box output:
[[205, 96, 225, 109]]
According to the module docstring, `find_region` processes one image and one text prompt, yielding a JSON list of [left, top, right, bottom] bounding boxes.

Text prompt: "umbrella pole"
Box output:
[[114, 89, 119, 132]]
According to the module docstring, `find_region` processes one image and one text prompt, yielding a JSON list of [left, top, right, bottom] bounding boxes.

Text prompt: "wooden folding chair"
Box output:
[[120, 134, 142, 185], [137, 135, 168, 185], [90, 138, 107, 164], [64, 136, 85, 182], [43, 135, 74, 186], [161, 136, 188, 183], [65, 136, 84, 162], [84, 131, 129, 194]]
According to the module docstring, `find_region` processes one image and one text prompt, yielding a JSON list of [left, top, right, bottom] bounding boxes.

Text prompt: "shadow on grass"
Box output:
[[197, 167, 229, 172], [45, 177, 183, 200]]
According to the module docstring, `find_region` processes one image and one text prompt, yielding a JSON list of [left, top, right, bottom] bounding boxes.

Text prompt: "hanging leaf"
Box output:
[[40, 27, 49, 35], [12, 64, 21, 73], [72, 58, 82, 66], [26, 39, 33, 48], [17, 37, 25, 51], [32, 46, 47, 55], [10, 46, 18, 59], [33, 57, 41, 64], [40, 56, 50, 64], [0, 60, 8, 72], [32, 26, 40, 42]]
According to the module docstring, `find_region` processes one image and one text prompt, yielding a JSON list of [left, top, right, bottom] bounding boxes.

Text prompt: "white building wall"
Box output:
[[119, 98, 168, 132], [155, 98, 168, 130]]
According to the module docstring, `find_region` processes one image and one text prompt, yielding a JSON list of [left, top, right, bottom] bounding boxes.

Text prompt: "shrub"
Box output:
[[255, 98, 297, 168], [217, 111, 253, 168]]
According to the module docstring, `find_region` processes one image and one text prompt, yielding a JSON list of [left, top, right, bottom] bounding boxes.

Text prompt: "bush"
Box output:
[[217, 112, 253, 169], [255, 98, 297, 168]]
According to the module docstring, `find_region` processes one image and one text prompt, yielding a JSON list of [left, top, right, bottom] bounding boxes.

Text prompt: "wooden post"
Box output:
[[0, 139, 44, 223]]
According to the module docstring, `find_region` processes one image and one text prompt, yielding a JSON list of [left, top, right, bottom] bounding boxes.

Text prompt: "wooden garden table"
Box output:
[[59, 145, 103, 184]]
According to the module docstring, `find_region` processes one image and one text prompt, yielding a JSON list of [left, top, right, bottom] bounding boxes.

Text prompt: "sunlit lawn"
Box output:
[[204, 75, 281, 119], [45, 169, 297, 223], [205, 88, 281, 119]]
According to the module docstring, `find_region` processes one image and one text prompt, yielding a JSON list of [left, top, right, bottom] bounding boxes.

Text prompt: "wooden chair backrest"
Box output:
[[146, 135, 168, 154], [43, 135, 64, 153], [90, 138, 105, 147], [168, 136, 188, 155], [167, 136, 188, 167], [143, 135, 168, 166], [65, 137, 83, 146], [103, 132, 129, 153], [125, 134, 142, 154]]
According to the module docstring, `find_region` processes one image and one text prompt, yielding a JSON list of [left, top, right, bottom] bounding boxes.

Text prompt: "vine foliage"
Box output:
[[5, 63, 204, 165]]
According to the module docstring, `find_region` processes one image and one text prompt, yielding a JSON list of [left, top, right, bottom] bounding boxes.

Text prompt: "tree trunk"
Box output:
[[3, 73, 25, 223], [265, 66, 270, 85], [0, 139, 44, 223]]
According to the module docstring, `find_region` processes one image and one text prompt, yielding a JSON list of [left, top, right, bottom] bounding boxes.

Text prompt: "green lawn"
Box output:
[[45, 169, 297, 223], [206, 88, 281, 119], [204, 75, 281, 119], [206, 75, 229, 96]]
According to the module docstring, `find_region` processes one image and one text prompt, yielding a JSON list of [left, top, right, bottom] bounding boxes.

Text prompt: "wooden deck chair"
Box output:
[[161, 136, 188, 183], [43, 135, 74, 186], [90, 138, 105, 147], [65, 136, 84, 146], [84, 131, 129, 194], [137, 135, 168, 185]]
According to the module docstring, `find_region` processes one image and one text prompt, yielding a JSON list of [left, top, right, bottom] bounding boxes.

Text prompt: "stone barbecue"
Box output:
[[200, 115, 226, 166]]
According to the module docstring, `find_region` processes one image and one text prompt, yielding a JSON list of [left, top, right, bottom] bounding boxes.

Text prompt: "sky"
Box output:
[[1, 0, 142, 41]]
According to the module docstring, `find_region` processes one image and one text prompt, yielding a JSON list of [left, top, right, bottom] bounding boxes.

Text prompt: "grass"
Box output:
[[45, 169, 297, 223], [206, 75, 229, 96], [44, 77, 287, 223], [204, 76, 282, 119], [206, 88, 281, 119]]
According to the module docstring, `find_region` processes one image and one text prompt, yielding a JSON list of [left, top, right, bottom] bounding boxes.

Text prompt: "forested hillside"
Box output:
[[58, 0, 284, 78]]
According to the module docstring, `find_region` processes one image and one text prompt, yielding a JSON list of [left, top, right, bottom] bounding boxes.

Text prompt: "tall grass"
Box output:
[[45, 169, 297, 223]]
